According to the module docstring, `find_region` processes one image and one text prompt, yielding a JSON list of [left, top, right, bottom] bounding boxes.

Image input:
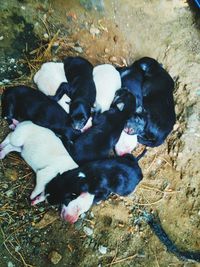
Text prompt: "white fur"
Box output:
[[0, 121, 78, 201], [61, 193, 95, 223], [115, 131, 138, 156], [93, 64, 121, 112], [34, 62, 70, 113]]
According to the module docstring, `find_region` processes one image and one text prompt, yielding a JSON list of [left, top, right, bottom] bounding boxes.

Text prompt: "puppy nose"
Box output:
[[124, 128, 135, 135]]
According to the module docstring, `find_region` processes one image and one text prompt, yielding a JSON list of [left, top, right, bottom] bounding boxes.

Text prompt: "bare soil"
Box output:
[[0, 1, 200, 267]]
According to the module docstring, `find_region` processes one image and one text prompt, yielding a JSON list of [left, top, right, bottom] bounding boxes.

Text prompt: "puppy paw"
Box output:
[[0, 150, 6, 159], [9, 124, 16, 130]]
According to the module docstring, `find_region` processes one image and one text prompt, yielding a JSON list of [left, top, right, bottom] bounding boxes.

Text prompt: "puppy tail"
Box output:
[[139, 211, 200, 262]]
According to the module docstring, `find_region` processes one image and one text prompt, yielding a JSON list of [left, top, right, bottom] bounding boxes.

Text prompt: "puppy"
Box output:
[[93, 64, 122, 112], [33, 62, 70, 113], [51, 56, 96, 131], [0, 121, 78, 202], [1, 85, 79, 141], [117, 57, 176, 147], [63, 89, 136, 165], [44, 154, 143, 223]]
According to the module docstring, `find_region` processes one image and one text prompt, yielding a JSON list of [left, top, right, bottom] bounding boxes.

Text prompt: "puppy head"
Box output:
[[70, 99, 91, 130], [125, 114, 146, 135], [111, 88, 136, 115], [135, 57, 160, 77], [45, 171, 88, 206], [64, 56, 93, 81]]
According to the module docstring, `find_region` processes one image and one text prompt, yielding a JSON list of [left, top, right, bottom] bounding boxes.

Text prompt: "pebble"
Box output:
[[43, 33, 49, 39], [104, 48, 109, 53], [98, 245, 107, 254], [83, 226, 93, 236], [90, 25, 100, 36], [7, 261, 14, 267], [73, 46, 83, 53], [109, 56, 117, 62], [48, 251, 62, 265], [5, 189, 14, 197]]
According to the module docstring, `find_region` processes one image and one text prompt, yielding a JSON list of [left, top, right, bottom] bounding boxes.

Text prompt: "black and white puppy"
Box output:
[[117, 57, 176, 147], [44, 154, 143, 223], [63, 88, 136, 165], [51, 56, 96, 131], [1, 85, 79, 141]]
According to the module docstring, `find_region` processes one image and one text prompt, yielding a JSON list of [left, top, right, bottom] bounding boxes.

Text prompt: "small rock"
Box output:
[[7, 261, 14, 267], [48, 251, 62, 265], [4, 169, 18, 181], [5, 189, 14, 197], [73, 46, 83, 53], [109, 56, 117, 62], [98, 245, 107, 254], [43, 33, 49, 39], [104, 48, 109, 53], [113, 35, 118, 43], [35, 211, 57, 229], [80, 213, 86, 219], [83, 226, 93, 236], [0, 36, 4, 41], [90, 24, 100, 36]]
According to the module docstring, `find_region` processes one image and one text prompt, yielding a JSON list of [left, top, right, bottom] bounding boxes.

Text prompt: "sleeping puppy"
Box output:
[[92, 64, 122, 112], [51, 56, 96, 131], [0, 121, 78, 202], [44, 154, 143, 223], [63, 88, 136, 165], [1, 85, 79, 141], [117, 57, 176, 147], [33, 62, 70, 113]]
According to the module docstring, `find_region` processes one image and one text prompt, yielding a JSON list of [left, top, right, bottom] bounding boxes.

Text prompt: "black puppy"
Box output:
[[1, 85, 79, 141], [51, 56, 96, 130], [45, 154, 143, 223], [62, 88, 136, 165], [117, 57, 176, 147]]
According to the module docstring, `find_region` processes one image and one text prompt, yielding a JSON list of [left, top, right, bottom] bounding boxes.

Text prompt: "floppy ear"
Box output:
[[116, 102, 125, 111]]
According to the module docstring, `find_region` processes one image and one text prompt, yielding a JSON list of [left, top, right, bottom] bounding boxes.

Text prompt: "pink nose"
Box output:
[[124, 128, 134, 135]]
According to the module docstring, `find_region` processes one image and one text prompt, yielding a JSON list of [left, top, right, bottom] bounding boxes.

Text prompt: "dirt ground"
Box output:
[[0, 0, 200, 266]]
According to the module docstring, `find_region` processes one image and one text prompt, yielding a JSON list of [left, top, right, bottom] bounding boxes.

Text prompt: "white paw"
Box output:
[[0, 150, 5, 159]]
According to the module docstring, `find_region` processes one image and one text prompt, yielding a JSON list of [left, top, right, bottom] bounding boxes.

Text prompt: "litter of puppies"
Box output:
[[1, 55, 199, 262]]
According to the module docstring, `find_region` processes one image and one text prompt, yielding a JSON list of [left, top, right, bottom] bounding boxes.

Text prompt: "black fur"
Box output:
[[51, 56, 96, 130], [141, 211, 200, 262], [1, 85, 79, 141], [45, 154, 143, 206], [117, 57, 176, 147], [62, 89, 136, 165]]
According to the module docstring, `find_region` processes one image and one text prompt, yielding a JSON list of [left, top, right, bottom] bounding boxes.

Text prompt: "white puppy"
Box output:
[[93, 64, 121, 112], [34, 62, 70, 113], [0, 121, 78, 202]]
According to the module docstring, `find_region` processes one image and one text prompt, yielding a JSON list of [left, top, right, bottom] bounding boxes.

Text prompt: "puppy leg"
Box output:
[[0, 133, 22, 159], [30, 166, 59, 201]]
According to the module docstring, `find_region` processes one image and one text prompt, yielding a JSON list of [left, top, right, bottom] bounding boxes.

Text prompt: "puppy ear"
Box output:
[[116, 102, 125, 111]]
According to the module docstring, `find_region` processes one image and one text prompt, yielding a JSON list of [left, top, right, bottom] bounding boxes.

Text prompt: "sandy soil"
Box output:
[[0, 1, 200, 267]]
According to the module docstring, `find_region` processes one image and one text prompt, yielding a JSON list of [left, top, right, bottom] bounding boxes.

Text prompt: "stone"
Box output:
[[48, 251, 62, 265], [83, 226, 93, 236], [98, 245, 107, 254]]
